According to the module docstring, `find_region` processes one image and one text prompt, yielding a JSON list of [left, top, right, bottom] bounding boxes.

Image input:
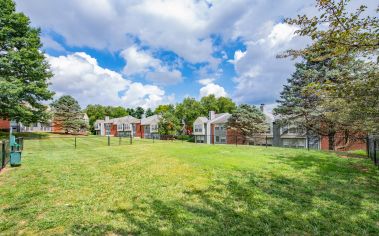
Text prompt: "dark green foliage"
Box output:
[[175, 97, 203, 127], [145, 108, 154, 117], [51, 95, 87, 134], [133, 107, 145, 119], [0, 0, 54, 123], [227, 104, 267, 137], [158, 112, 180, 135]]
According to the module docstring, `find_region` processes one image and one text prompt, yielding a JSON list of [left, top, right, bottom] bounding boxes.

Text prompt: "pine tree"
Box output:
[[51, 96, 87, 134]]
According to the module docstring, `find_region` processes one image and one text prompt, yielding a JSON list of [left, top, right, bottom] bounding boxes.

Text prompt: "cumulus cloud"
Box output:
[[200, 83, 228, 98], [120, 45, 183, 85], [232, 22, 308, 104], [47, 52, 171, 109]]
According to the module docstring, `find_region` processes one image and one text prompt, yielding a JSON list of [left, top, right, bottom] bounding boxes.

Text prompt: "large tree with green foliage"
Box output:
[[175, 98, 203, 128], [0, 0, 54, 123], [51, 96, 87, 134], [279, 0, 379, 138], [158, 111, 180, 136], [154, 104, 175, 115], [283, 0, 378, 61], [227, 104, 267, 138], [200, 95, 237, 115], [145, 108, 154, 117]]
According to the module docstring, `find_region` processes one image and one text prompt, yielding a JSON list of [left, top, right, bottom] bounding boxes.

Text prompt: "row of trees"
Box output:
[[84, 94, 239, 134], [274, 0, 378, 150]]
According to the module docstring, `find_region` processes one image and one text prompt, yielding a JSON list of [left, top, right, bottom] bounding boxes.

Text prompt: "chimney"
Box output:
[[260, 104, 265, 112], [209, 111, 215, 120], [105, 116, 109, 121]]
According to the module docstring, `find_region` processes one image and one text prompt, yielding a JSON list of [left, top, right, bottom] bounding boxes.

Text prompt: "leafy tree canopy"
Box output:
[[282, 0, 378, 62], [158, 111, 180, 136], [0, 0, 54, 123]]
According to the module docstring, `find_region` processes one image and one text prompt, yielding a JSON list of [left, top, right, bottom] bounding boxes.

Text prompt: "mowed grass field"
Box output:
[[0, 136, 378, 235]]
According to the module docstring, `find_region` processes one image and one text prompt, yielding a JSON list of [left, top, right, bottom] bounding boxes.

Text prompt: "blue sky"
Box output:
[[14, 0, 325, 111]]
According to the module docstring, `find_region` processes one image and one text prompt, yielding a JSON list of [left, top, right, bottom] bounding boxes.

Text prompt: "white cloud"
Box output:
[[268, 23, 298, 47], [232, 22, 308, 104], [47, 52, 171, 109], [41, 35, 65, 52], [200, 83, 228, 98], [120, 46, 160, 75], [198, 78, 216, 86], [120, 45, 183, 85]]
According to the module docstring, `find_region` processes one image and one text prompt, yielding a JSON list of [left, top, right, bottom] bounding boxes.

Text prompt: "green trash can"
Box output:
[[10, 151, 22, 167]]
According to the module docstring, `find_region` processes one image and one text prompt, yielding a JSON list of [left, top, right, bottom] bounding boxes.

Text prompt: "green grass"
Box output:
[[0, 136, 378, 235]]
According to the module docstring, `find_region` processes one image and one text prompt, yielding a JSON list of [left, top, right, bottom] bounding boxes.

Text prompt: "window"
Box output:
[[124, 124, 130, 130], [194, 124, 203, 132], [117, 124, 123, 131], [151, 124, 158, 132], [215, 136, 220, 142]]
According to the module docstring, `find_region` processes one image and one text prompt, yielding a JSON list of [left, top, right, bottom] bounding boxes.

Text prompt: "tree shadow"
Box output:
[[83, 170, 379, 235]]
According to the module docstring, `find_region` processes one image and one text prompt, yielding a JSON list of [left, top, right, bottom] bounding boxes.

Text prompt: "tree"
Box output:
[[0, 0, 54, 124], [158, 111, 180, 136], [145, 108, 154, 117], [227, 104, 267, 137], [282, 0, 379, 62], [175, 98, 203, 128], [111, 106, 128, 118], [200, 95, 218, 114], [154, 104, 175, 115], [134, 107, 145, 119], [217, 97, 237, 114], [51, 95, 87, 134]]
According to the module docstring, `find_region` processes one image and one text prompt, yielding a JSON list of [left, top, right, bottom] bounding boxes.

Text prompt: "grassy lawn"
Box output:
[[0, 136, 378, 235]]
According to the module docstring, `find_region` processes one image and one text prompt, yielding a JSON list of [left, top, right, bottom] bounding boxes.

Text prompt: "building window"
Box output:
[[194, 124, 203, 132], [124, 124, 130, 130], [151, 124, 158, 132]]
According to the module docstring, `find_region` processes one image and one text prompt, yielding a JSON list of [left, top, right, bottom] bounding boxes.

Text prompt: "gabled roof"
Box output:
[[114, 115, 140, 124], [194, 117, 208, 124], [141, 114, 161, 125], [209, 113, 231, 124]]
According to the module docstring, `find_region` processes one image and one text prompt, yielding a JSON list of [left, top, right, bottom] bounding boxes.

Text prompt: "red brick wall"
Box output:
[[0, 119, 10, 130], [226, 128, 245, 144], [111, 124, 117, 136], [321, 132, 366, 151], [135, 123, 142, 137]]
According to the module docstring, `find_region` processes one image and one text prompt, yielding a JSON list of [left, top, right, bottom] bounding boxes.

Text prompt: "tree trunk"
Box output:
[[328, 131, 336, 151]]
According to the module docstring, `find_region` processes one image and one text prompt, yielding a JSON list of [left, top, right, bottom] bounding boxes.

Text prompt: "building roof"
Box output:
[[209, 113, 231, 124], [194, 117, 208, 124], [141, 114, 161, 125], [94, 115, 140, 126]]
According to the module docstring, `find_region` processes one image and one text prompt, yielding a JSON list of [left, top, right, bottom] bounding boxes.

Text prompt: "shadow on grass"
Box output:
[[70, 167, 379, 235]]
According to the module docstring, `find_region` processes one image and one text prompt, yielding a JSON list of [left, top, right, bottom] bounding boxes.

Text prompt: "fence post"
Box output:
[[1, 141, 5, 170], [74, 137, 77, 149], [366, 136, 370, 158], [153, 135, 155, 143], [265, 135, 268, 148], [119, 136, 121, 145], [108, 136, 110, 146], [235, 134, 237, 146], [130, 135, 132, 145], [374, 140, 377, 165]]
